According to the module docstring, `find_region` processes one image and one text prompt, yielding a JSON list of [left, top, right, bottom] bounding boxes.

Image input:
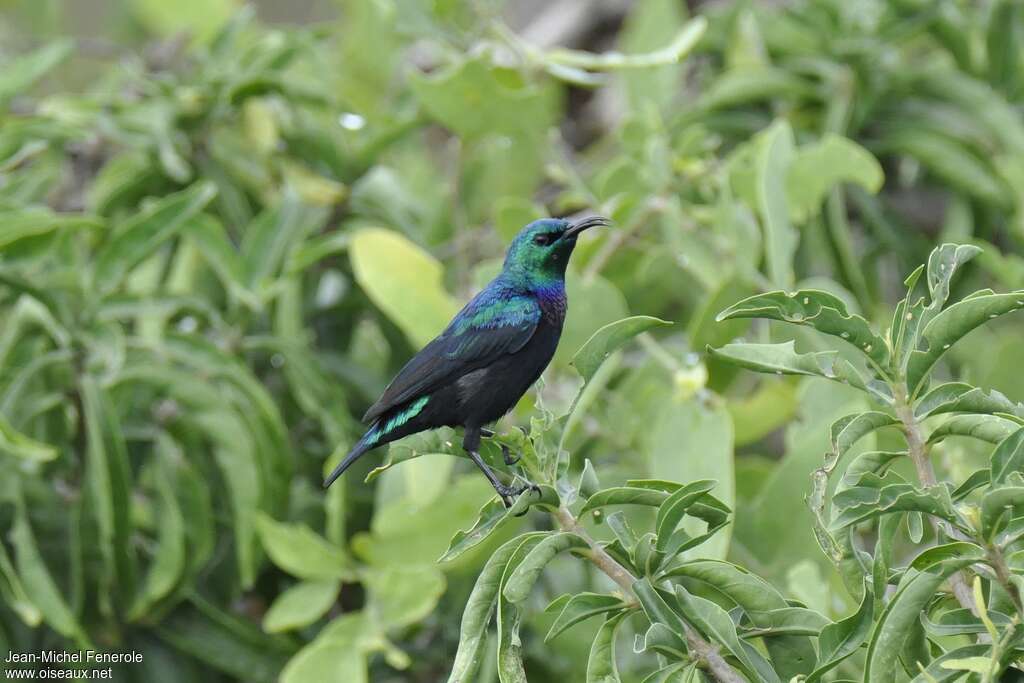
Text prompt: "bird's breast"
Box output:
[[537, 289, 567, 326]]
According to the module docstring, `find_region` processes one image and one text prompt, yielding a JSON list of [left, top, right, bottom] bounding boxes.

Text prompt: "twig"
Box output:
[[552, 506, 745, 683], [986, 545, 1024, 618]]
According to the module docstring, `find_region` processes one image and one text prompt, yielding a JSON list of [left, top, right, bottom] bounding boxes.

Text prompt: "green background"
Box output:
[[1, 0, 1023, 680]]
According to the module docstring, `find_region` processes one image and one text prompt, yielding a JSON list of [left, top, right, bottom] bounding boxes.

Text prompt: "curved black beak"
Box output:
[[563, 215, 611, 239]]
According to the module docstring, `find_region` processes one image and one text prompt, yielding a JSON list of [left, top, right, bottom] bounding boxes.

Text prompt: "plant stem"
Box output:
[[553, 506, 745, 683], [893, 384, 979, 615], [986, 545, 1024, 617]]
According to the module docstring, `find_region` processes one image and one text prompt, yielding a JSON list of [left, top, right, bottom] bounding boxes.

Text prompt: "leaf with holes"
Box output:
[[906, 291, 1024, 394], [831, 481, 963, 532], [717, 290, 888, 366]]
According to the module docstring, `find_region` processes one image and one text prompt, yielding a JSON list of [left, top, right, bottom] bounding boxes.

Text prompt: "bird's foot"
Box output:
[[494, 481, 542, 513], [480, 430, 521, 466], [500, 444, 520, 466]]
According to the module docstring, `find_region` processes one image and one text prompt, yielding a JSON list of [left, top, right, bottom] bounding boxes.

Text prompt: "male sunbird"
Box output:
[[323, 216, 610, 506]]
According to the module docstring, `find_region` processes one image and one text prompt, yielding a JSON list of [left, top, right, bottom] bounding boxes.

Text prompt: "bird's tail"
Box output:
[[323, 423, 381, 489], [322, 395, 433, 488]]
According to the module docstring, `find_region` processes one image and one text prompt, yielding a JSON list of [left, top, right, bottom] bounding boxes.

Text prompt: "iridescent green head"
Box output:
[[501, 217, 610, 286]]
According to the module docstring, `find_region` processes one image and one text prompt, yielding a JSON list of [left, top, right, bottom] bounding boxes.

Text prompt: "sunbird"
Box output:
[[324, 216, 610, 506]]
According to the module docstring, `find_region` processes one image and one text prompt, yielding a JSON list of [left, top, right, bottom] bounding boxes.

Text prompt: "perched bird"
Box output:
[[324, 216, 610, 506]]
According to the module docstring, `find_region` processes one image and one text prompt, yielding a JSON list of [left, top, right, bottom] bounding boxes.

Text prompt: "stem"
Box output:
[[893, 384, 979, 615], [553, 506, 745, 683], [986, 545, 1024, 617]]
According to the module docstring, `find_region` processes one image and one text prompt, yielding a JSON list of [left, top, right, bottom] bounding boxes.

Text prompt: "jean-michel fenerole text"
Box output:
[[5, 650, 143, 665]]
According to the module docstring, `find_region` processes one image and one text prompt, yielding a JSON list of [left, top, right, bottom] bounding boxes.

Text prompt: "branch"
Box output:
[[553, 506, 746, 683]]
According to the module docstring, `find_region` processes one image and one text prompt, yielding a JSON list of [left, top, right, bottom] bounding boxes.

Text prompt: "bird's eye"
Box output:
[[533, 233, 554, 246]]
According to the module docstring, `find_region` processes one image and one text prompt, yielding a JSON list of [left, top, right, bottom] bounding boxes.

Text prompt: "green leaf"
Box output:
[[647, 398, 734, 560], [927, 414, 1021, 445], [915, 382, 1024, 419], [449, 533, 543, 682], [633, 579, 692, 640], [745, 607, 830, 636], [864, 552, 981, 683], [937, 656, 993, 674], [256, 514, 353, 581], [727, 380, 798, 447], [571, 316, 672, 382], [409, 56, 558, 139], [708, 341, 876, 396], [262, 580, 340, 633], [11, 505, 89, 647], [990, 427, 1024, 485], [785, 135, 884, 223], [838, 451, 906, 490], [128, 455, 186, 620], [366, 566, 446, 631], [805, 582, 873, 682], [980, 486, 1024, 539], [0, 412, 57, 462], [183, 214, 259, 308], [831, 482, 962, 531], [439, 497, 512, 563], [94, 181, 217, 292], [545, 593, 627, 642], [673, 584, 780, 683], [756, 120, 798, 289], [880, 128, 1009, 207], [496, 535, 549, 683], [287, 232, 351, 274], [503, 533, 587, 604], [436, 482, 556, 562], [699, 68, 813, 111], [926, 244, 982, 304], [0, 538, 40, 627], [157, 598, 295, 683], [241, 195, 327, 291], [81, 376, 137, 610], [907, 291, 1024, 395], [909, 645, 990, 683], [586, 613, 626, 683], [350, 227, 459, 346], [661, 559, 816, 677], [717, 290, 889, 367], [0, 39, 74, 107], [826, 412, 898, 473], [654, 480, 717, 552], [987, 0, 1022, 92], [922, 608, 1012, 637], [280, 640, 367, 683], [0, 207, 102, 252], [634, 622, 687, 660], [580, 487, 669, 514]]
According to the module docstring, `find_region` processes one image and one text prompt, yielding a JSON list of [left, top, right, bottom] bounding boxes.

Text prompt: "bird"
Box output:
[[323, 216, 610, 506]]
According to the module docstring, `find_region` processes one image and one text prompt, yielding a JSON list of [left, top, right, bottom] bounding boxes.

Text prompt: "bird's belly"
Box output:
[[455, 323, 560, 426]]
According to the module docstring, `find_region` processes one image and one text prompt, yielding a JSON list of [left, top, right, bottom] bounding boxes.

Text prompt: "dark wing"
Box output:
[[362, 293, 541, 422]]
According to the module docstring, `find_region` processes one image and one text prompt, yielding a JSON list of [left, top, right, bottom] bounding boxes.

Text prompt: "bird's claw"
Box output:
[[500, 444, 520, 466], [495, 481, 542, 514]]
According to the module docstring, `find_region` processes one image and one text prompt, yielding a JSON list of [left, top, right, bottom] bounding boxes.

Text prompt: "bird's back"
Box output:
[[361, 277, 556, 424]]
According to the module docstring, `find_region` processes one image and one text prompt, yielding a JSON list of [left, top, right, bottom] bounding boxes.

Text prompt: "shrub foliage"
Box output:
[[1, 0, 1024, 681]]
